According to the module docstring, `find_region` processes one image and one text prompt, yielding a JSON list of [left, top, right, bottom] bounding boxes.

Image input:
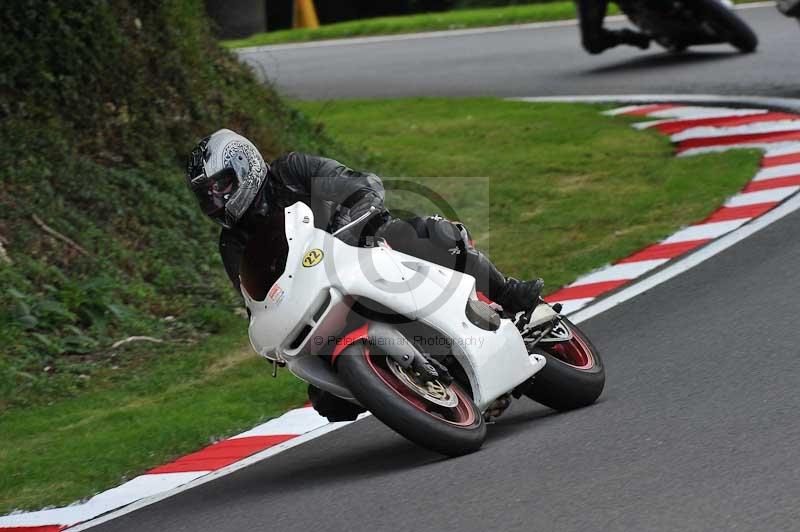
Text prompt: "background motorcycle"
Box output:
[[617, 0, 758, 53], [776, 0, 800, 23], [241, 203, 605, 456]]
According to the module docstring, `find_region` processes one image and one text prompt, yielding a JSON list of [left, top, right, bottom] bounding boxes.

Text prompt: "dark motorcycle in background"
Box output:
[[777, 0, 800, 24], [617, 0, 758, 53]]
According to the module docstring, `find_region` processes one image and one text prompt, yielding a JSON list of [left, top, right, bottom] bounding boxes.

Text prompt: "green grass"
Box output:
[[297, 98, 761, 291], [0, 313, 307, 514], [0, 99, 760, 514], [225, 0, 761, 48]]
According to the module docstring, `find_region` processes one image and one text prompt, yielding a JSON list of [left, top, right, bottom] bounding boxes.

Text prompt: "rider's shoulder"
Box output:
[[271, 151, 322, 175]]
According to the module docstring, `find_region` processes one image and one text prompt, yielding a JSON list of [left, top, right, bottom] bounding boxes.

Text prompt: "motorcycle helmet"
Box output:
[[186, 129, 269, 228]]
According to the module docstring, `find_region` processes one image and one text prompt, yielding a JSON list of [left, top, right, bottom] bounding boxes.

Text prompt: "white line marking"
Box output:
[[569, 259, 668, 286], [765, 144, 800, 158], [230, 407, 330, 438], [725, 186, 800, 207], [754, 162, 800, 180], [570, 192, 800, 325], [235, 2, 774, 53]]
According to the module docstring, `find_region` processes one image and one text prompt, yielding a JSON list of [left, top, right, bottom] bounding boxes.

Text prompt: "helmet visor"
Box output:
[[189, 168, 237, 224]]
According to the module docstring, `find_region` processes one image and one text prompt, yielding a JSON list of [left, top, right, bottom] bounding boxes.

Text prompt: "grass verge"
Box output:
[[1, 99, 760, 514], [0, 314, 307, 514], [297, 98, 761, 290], [225, 0, 762, 48]]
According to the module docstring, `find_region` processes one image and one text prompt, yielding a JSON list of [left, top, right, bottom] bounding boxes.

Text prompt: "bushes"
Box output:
[[0, 0, 337, 409]]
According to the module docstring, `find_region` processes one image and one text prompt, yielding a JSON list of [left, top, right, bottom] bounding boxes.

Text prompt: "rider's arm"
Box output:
[[219, 227, 246, 293], [278, 152, 386, 221]]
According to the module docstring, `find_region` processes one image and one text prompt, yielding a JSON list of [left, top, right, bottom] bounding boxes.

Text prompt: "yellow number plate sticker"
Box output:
[[302, 248, 324, 268]]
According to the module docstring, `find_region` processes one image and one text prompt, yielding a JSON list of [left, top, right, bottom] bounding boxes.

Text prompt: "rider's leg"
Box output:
[[576, 0, 649, 54], [375, 216, 543, 314]]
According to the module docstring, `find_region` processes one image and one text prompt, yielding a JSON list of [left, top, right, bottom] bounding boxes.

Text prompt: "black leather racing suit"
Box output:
[[576, 0, 649, 54], [219, 152, 520, 311]]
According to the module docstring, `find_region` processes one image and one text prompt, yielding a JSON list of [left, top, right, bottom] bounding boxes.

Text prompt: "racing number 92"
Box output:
[[302, 248, 324, 268]]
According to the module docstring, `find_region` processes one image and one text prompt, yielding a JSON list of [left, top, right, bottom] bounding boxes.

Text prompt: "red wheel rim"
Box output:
[[546, 331, 595, 370], [363, 347, 476, 427]]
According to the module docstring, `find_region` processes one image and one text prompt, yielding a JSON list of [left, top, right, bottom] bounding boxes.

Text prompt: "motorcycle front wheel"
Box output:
[[695, 0, 758, 53], [336, 342, 486, 456], [525, 318, 605, 411]]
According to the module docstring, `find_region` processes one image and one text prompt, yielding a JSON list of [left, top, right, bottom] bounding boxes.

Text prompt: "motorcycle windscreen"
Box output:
[[240, 213, 288, 301]]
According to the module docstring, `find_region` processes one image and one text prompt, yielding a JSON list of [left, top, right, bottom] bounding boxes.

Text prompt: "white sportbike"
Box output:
[[241, 202, 605, 456]]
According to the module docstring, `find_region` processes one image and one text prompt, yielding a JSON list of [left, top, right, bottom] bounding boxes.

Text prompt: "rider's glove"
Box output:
[[329, 212, 361, 246]]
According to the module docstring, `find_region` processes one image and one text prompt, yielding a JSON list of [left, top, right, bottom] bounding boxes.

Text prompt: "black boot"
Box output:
[[495, 277, 544, 314], [308, 384, 365, 422], [465, 248, 543, 314], [611, 28, 651, 50]]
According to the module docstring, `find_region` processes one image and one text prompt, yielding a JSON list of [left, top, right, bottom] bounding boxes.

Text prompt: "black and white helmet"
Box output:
[[186, 129, 269, 228]]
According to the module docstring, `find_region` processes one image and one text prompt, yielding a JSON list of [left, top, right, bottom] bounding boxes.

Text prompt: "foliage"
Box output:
[[0, 0, 337, 409]]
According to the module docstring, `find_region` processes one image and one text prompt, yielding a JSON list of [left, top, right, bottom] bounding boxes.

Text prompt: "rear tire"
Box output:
[[525, 318, 605, 411], [336, 343, 486, 456], [694, 0, 758, 53]]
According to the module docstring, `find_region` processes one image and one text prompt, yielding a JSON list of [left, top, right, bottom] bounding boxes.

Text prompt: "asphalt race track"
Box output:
[[93, 5, 800, 531], [239, 4, 800, 100]]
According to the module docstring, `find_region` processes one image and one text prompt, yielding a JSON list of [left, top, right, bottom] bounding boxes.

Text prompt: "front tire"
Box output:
[[695, 0, 758, 53], [336, 343, 486, 456], [525, 318, 605, 411]]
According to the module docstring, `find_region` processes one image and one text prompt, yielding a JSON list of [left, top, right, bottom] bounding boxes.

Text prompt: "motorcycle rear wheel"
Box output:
[[336, 342, 486, 456], [694, 0, 758, 53], [525, 318, 605, 411]]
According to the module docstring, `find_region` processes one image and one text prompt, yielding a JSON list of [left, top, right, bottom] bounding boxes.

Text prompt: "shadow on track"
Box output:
[[582, 50, 741, 75]]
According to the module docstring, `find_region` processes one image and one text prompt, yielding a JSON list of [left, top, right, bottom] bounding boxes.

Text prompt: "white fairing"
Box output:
[[245, 202, 545, 410]]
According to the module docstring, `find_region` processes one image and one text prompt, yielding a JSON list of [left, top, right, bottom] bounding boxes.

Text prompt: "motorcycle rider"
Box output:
[[576, 0, 650, 54], [186, 129, 545, 420]]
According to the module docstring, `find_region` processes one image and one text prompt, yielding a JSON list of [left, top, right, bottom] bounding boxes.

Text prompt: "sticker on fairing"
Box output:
[[267, 284, 285, 305], [302, 249, 324, 268]]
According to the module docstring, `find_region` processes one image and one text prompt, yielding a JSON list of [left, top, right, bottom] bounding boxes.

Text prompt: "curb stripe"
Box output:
[[763, 151, 800, 167], [725, 186, 800, 207], [0, 528, 65, 532], [703, 202, 778, 223], [672, 119, 800, 142], [615, 239, 712, 264], [545, 103, 800, 314], [620, 103, 679, 116], [146, 435, 296, 474], [545, 280, 629, 301], [744, 175, 800, 192], [650, 112, 795, 135], [678, 130, 800, 152], [753, 162, 800, 180]]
